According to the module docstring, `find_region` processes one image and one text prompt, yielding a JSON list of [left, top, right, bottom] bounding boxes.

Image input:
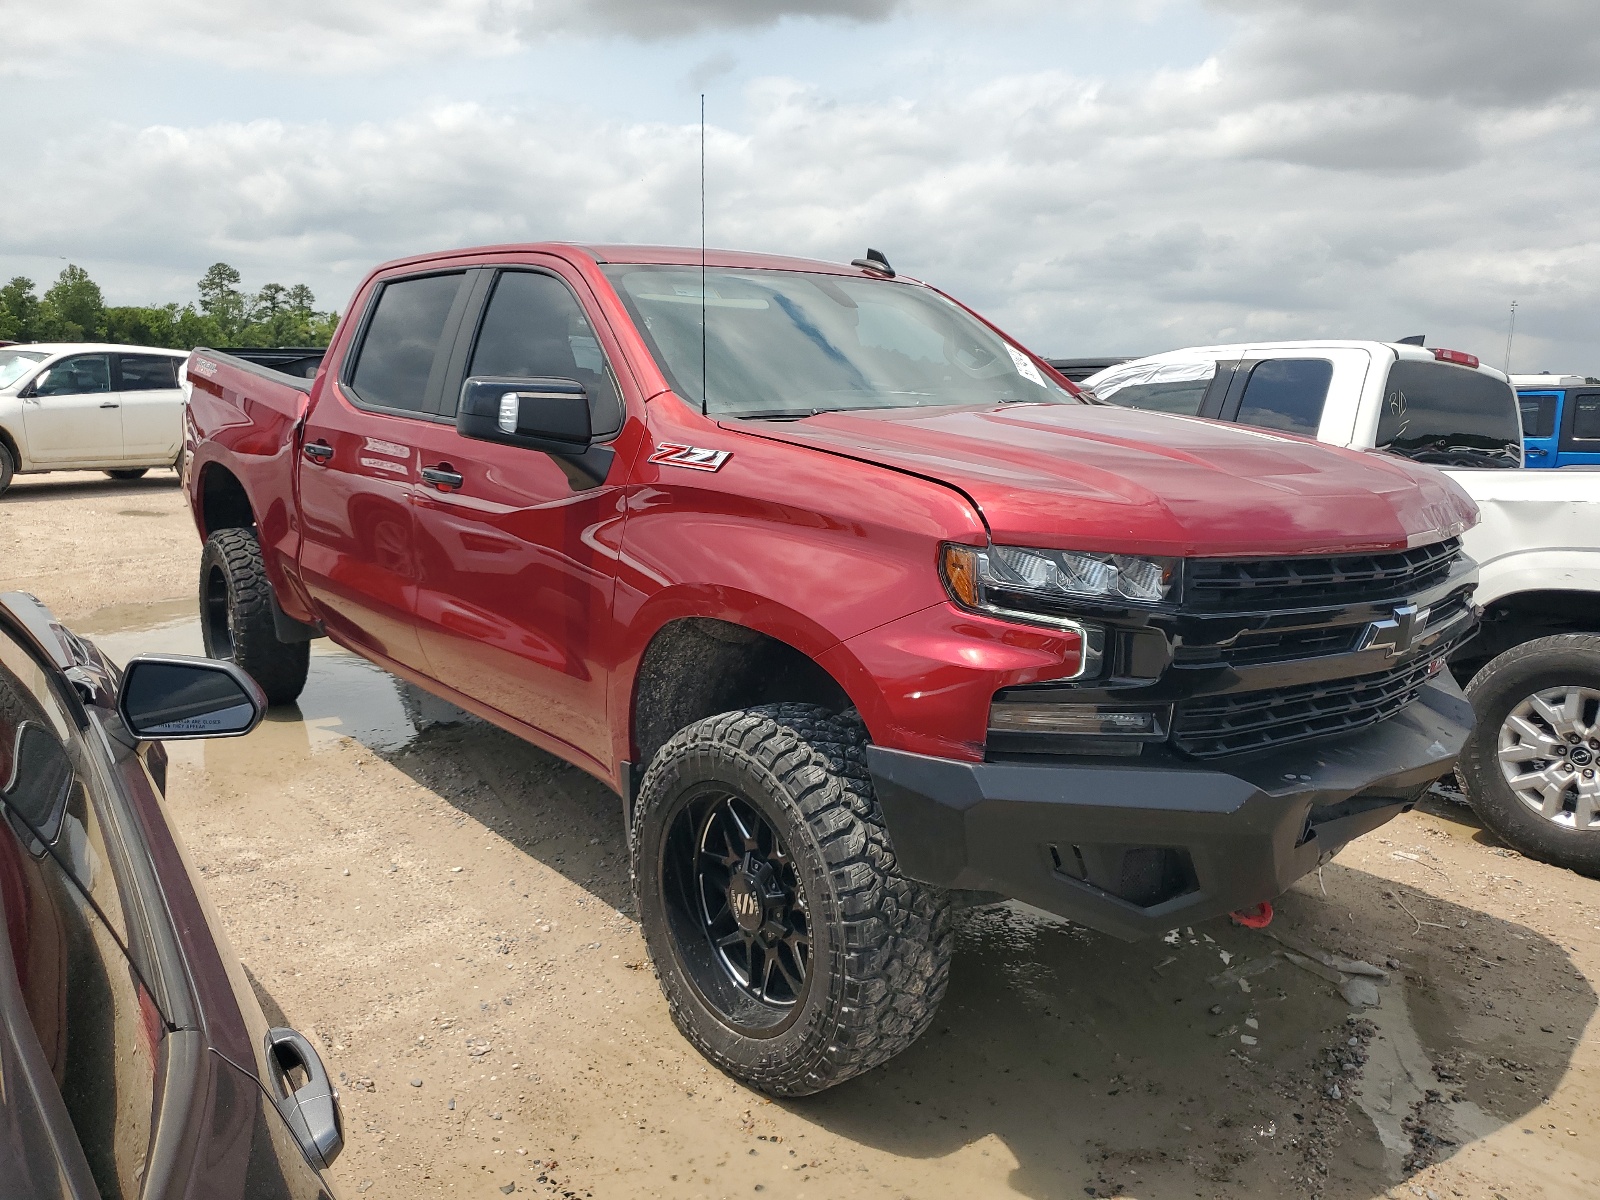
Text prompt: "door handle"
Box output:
[[421, 465, 464, 489], [1526, 448, 1547, 456], [302, 441, 334, 464], [99, 401, 120, 409], [263, 1027, 344, 1170]]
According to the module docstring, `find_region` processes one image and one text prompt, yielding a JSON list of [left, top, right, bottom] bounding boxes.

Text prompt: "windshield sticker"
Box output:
[[649, 443, 731, 472], [1006, 345, 1046, 388]]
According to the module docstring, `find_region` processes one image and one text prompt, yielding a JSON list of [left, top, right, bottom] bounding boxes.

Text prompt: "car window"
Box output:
[[0, 350, 47, 389], [0, 635, 161, 1200], [31, 354, 111, 397], [1375, 360, 1522, 468], [1088, 360, 1215, 415], [1234, 358, 1333, 435], [348, 272, 467, 415], [116, 354, 180, 391], [464, 271, 624, 437], [1518, 392, 1558, 438], [1570, 391, 1600, 441]]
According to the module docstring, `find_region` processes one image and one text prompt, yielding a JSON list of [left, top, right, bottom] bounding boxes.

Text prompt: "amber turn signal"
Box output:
[[940, 544, 980, 607]]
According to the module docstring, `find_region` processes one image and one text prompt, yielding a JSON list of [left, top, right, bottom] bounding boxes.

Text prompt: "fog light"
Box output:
[[988, 702, 1169, 739]]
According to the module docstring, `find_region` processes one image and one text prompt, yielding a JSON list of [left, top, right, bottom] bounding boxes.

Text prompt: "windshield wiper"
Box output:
[[723, 408, 825, 421]]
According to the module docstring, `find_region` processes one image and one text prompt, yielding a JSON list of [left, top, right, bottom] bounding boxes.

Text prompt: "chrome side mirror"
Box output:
[[117, 655, 266, 740]]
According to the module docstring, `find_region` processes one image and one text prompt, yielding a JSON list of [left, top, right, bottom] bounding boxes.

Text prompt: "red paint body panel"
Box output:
[[184, 241, 1480, 788]]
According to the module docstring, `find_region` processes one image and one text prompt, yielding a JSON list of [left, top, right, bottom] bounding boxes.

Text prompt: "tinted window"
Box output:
[[1376, 360, 1522, 468], [116, 354, 179, 391], [349, 273, 465, 414], [1088, 360, 1215, 415], [1519, 393, 1558, 438], [1236, 358, 1332, 435], [32, 354, 110, 397], [466, 271, 623, 436], [1571, 392, 1600, 441], [0, 638, 160, 1200]]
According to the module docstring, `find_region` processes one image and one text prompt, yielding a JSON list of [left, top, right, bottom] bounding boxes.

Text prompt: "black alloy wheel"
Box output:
[[632, 704, 954, 1096], [675, 790, 810, 1025]]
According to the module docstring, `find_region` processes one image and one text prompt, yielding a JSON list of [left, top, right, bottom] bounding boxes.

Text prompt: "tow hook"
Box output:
[[1229, 902, 1274, 929]]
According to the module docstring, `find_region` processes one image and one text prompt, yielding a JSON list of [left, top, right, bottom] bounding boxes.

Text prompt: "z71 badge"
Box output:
[[649, 443, 732, 472]]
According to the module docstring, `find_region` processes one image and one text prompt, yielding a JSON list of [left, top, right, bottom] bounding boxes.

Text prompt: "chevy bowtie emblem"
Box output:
[[650, 442, 731, 472], [1359, 604, 1430, 657]]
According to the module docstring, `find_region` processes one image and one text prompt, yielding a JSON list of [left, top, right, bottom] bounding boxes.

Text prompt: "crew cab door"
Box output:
[[19, 354, 123, 466], [296, 269, 476, 670], [1517, 389, 1560, 466], [1556, 388, 1600, 467], [403, 264, 631, 768], [113, 352, 184, 464]]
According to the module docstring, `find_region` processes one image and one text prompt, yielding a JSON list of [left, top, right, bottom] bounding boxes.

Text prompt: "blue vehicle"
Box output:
[[1511, 374, 1600, 467]]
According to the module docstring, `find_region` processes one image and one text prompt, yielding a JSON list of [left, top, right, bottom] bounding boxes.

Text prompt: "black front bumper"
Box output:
[[869, 674, 1474, 940]]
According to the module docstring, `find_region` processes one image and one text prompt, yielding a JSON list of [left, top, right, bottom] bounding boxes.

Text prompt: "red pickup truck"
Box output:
[[182, 242, 1481, 1096]]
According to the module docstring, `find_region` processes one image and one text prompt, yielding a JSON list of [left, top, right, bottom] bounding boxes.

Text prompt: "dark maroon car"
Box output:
[[0, 591, 343, 1199]]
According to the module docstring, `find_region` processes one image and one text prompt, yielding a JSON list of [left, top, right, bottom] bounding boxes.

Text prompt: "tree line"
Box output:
[[0, 262, 339, 349]]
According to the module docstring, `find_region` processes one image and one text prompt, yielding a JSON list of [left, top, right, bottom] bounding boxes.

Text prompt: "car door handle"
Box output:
[[421, 465, 464, 489], [99, 401, 120, 409], [263, 1027, 344, 1170], [1526, 448, 1547, 456], [302, 441, 334, 464]]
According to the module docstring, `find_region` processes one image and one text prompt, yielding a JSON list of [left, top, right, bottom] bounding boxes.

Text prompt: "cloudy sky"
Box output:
[[2, 0, 1596, 372]]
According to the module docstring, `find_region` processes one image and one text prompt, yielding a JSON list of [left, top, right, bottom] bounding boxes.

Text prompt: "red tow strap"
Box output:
[[1229, 902, 1274, 929]]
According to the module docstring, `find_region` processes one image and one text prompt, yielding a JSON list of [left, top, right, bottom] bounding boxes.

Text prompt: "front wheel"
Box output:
[[632, 704, 954, 1097], [199, 527, 310, 705], [0, 443, 13, 497], [105, 468, 149, 480], [1457, 634, 1600, 876]]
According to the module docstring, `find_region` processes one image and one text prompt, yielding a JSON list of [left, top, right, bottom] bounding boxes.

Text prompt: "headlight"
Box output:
[[940, 543, 1177, 611]]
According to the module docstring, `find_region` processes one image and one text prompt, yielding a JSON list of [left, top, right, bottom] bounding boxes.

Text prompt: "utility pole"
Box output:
[[1503, 300, 1518, 376]]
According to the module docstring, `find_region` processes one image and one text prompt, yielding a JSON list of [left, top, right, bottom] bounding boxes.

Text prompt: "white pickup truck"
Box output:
[[1084, 341, 1600, 874]]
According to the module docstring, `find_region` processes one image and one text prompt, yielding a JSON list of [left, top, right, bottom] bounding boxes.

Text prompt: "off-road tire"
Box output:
[[1457, 634, 1600, 876], [199, 527, 310, 706], [632, 703, 954, 1097], [105, 468, 149, 480], [0, 443, 13, 497]]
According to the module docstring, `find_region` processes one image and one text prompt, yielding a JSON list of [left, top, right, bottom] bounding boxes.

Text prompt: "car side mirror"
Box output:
[[117, 655, 267, 740], [457, 376, 591, 454]]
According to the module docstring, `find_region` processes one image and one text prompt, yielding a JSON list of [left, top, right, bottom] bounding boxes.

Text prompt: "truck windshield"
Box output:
[[0, 351, 47, 390], [1375, 360, 1522, 469], [603, 266, 1075, 417]]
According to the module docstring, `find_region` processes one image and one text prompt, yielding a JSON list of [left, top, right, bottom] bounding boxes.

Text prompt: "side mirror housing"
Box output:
[[117, 655, 267, 741], [457, 377, 591, 454]]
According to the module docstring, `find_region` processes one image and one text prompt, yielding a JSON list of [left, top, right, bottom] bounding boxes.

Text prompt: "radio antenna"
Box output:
[[700, 93, 708, 417], [1503, 299, 1518, 376]]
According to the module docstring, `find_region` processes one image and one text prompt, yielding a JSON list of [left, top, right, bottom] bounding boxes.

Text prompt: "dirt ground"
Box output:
[[3, 470, 1598, 1200]]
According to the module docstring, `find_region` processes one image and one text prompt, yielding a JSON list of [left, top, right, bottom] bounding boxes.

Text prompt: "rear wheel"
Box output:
[[105, 468, 149, 480], [199, 527, 310, 705], [1457, 634, 1600, 876], [632, 704, 953, 1096]]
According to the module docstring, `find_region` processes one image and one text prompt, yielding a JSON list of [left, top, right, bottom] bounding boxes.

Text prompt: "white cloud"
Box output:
[[3, 1, 1598, 373]]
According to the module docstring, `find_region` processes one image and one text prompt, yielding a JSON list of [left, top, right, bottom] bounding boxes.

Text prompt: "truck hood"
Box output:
[[729, 403, 1478, 557]]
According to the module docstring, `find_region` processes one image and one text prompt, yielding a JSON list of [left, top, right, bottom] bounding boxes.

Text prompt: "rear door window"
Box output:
[[1565, 390, 1600, 444], [1233, 358, 1333, 435], [115, 354, 180, 391], [0, 634, 162, 1200], [1376, 360, 1522, 468], [347, 272, 469, 415], [462, 270, 624, 436], [1519, 392, 1558, 438]]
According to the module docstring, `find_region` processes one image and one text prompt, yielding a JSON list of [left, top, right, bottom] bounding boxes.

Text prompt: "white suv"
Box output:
[[0, 343, 190, 495]]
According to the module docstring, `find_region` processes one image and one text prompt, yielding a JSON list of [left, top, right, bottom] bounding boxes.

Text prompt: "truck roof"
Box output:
[[1510, 373, 1586, 388], [1105, 339, 1510, 383], [368, 242, 894, 279]]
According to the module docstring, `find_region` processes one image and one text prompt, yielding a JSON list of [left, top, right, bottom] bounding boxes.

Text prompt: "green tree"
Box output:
[[197, 262, 248, 341], [104, 303, 182, 346], [36, 265, 106, 341], [0, 277, 37, 342]]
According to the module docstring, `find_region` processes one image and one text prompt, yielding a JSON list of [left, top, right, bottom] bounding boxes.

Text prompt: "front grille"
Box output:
[[1186, 537, 1461, 613], [1177, 625, 1363, 668], [1172, 648, 1451, 759]]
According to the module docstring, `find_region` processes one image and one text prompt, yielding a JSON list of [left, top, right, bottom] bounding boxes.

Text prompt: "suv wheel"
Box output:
[[199, 527, 310, 705], [1457, 634, 1600, 876], [632, 704, 953, 1096], [0, 443, 13, 497]]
